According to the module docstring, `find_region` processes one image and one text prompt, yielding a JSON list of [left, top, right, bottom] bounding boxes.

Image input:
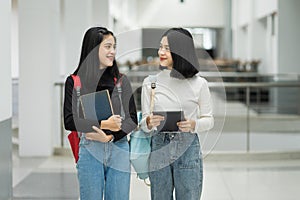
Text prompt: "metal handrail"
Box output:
[[209, 81, 300, 88], [54, 82, 65, 147], [208, 81, 300, 151], [54, 79, 300, 151], [122, 71, 300, 79]]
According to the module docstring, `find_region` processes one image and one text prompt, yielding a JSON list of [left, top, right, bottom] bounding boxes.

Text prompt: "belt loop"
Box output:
[[161, 132, 167, 142], [80, 132, 85, 138]]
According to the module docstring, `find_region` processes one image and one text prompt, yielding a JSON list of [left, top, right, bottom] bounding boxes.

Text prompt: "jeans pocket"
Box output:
[[151, 133, 165, 151], [79, 134, 90, 146], [150, 134, 169, 171], [178, 142, 201, 169], [77, 146, 92, 170]]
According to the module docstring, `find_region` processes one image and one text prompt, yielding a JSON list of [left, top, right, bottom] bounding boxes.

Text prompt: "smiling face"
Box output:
[[99, 34, 116, 69], [158, 36, 173, 69]]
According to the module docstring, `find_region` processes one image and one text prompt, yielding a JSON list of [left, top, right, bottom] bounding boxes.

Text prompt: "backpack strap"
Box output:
[[71, 75, 82, 137], [71, 74, 81, 97]]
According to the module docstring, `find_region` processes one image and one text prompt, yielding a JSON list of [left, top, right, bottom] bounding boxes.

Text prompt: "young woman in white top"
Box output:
[[141, 28, 214, 200]]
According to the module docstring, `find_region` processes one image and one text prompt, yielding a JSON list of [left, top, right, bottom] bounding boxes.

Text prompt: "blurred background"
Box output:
[[1, 0, 300, 199]]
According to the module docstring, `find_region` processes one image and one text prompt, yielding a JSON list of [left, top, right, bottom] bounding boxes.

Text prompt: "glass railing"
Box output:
[[52, 71, 300, 153]]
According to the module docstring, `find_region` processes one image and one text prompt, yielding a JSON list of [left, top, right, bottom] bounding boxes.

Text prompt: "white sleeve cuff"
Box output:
[[140, 117, 154, 133]]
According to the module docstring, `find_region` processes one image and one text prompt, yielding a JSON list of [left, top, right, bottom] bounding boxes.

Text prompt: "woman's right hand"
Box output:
[[85, 126, 113, 143], [146, 113, 165, 130], [100, 115, 122, 131]]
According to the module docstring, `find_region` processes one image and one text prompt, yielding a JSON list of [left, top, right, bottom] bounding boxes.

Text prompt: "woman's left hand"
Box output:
[[177, 118, 196, 133], [85, 126, 113, 143]]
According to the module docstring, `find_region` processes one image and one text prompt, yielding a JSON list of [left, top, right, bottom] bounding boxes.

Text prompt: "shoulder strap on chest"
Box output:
[[71, 74, 81, 89], [71, 75, 81, 97], [71, 75, 81, 121]]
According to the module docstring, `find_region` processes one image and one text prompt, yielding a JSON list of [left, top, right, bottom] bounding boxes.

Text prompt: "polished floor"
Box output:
[[11, 95, 300, 199], [12, 148, 300, 200]]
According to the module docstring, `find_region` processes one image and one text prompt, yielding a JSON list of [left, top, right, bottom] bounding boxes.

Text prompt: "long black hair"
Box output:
[[162, 28, 199, 79], [73, 27, 120, 91]]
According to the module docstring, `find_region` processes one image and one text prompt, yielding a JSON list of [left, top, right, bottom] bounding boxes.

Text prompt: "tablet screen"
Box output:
[[153, 111, 184, 132]]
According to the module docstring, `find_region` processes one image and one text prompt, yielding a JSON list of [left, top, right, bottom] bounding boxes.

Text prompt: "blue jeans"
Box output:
[[77, 136, 130, 200], [149, 132, 203, 200]]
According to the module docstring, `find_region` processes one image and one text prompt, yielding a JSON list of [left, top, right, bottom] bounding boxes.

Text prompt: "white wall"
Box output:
[[0, 0, 12, 122], [232, 0, 280, 73], [110, 0, 138, 32], [278, 0, 300, 73], [0, 1, 12, 199], [237, 0, 252, 27], [233, 27, 248, 61], [253, 0, 278, 72], [64, 0, 94, 75], [265, 14, 278, 74], [116, 29, 142, 64], [18, 0, 61, 156], [63, 0, 111, 76], [137, 0, 225, 28], [251, 19, 267, 72], [232, 0, 250, 61], [91, 0, 110, 28], [254, 0, 277, 19], [11, 0, 19, 79]]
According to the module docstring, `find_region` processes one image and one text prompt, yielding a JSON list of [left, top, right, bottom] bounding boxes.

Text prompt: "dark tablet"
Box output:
[[153, 111, 184, 132]]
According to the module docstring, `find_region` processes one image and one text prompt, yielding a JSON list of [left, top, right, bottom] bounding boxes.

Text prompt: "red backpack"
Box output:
[[68, 75, 81, 163]]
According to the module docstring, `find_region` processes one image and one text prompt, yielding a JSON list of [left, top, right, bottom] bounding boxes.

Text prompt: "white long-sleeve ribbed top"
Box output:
[[141, 69, 214, 133]]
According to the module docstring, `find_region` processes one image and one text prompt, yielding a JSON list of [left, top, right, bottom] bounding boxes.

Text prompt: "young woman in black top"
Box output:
[[63, 27, 137, 200]]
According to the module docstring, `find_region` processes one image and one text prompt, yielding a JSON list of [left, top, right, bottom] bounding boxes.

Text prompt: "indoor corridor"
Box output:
[[12, 147, 300, 200]]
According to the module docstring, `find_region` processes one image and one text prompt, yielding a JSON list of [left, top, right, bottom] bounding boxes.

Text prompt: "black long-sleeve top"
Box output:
[[63, 70, 137, 142]]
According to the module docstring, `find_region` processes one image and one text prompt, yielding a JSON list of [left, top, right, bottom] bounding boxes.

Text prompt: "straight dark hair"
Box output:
[[73, 27, 120, 91], [162, 28, 199, 79]]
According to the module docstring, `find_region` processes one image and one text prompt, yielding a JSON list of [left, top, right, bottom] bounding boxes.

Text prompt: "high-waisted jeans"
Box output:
[[149, 132, 203, 200], [77, 135, 130, 200]]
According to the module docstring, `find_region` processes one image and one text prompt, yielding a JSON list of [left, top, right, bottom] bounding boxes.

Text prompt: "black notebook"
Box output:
[[153, 111, 184, 132], [80, 90, 114, 121]]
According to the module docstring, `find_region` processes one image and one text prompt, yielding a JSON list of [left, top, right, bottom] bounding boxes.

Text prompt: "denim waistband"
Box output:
[[155, 131, 196, 142], [157, 131, 181, 140], [80, 133, 128, 143], [159, 131, 181, 134]]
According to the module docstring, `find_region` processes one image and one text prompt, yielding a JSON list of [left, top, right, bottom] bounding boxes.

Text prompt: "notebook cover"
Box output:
[[80, 90, 114, 121], [153, 111, 184, 132]]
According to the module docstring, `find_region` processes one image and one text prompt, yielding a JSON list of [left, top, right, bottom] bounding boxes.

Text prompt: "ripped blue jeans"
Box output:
[[149, 132, 203, 200]]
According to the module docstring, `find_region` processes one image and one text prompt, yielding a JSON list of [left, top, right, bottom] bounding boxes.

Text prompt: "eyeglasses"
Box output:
[[159, 45, 170, 52]]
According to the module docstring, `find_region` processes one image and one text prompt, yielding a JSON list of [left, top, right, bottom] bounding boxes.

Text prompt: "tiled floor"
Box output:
[[11, 98, 300, 199], [13, 150, 300, 200]]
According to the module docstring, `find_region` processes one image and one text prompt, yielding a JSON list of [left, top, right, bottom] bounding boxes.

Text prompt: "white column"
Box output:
[[223, 0, 232, 58], [278, 0, 300, 73], [91, 0, 110, 28], [245, 0, 255, 62], [0, 0, 12, 199], [63, 0, 110, 75], [0, 0, 12, 122], [18, 0, 60, 156], [64, 0, 91, 74]]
